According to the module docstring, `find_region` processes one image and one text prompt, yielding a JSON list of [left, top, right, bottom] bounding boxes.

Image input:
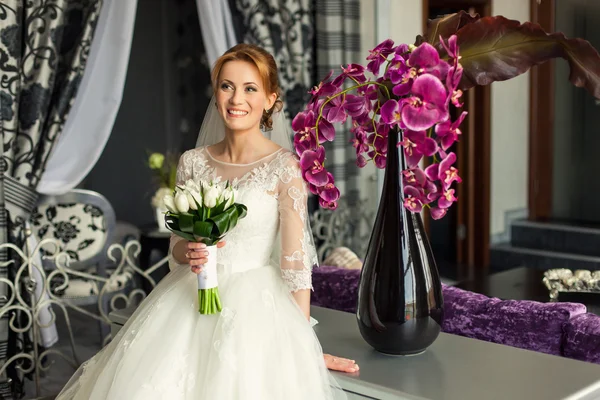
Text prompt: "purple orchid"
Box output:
[[425, 181, 441, 203], [351, 125, 370, 155], [292, 111, 317, 155], [319, 173, 341, 205], [357, 83, 380, 101], [322, 96, 348, 123], [356, 154, 368, 168], [309, 70, 338, 98], [292, 35, 466, 220], [401, 75, 450, 131], [437, 188, 457, 208], [372, 152, 387, 169], [391, 43, 449, 97], [438, 152, 461, 190], [319, 197, 338, 210], [441, 35, 459, 62], [446, 65, 464, 107], [426, 152, 461, 190], [299, 147, 328, 187], [408, 43, 450, 81], [317, 118, 336, 142], [386, 54, 410, 85], [344, 94, 371, 118], [333, 64, 368, 86], [366, 39, 395, 74], [404, 186, 424, 213], [380, 99, 403, 128], [399, 130, 438, 167], [430, 207, 448, 220], [373, 134, 388, 155], [435, 111, 467, 150], [402, 167, 427, 187]]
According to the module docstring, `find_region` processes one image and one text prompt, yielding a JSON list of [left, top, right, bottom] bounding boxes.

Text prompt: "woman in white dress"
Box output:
[[57, 44, 358, 399]]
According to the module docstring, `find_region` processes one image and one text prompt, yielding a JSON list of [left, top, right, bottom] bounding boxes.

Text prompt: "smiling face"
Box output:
[[215, 60, 277, 134]]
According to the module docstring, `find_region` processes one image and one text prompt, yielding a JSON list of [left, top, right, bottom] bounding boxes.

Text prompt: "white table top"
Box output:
[[311, 306, 600, 400], [109, 305, 600, 400]]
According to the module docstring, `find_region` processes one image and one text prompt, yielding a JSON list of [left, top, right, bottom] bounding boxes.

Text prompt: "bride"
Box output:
[[57, 43, 357, 399]]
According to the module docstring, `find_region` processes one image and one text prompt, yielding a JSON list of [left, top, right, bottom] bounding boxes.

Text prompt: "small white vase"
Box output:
[[154, 207, 169, 232]]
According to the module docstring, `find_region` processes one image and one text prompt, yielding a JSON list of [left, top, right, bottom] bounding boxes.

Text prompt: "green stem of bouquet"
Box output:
[[198, 287, 223, 314]]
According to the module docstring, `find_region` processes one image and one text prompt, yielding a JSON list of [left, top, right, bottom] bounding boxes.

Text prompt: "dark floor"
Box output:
[[24, 305, 104, 399]]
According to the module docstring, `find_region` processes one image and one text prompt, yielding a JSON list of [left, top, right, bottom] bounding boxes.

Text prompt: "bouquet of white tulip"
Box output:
[[163, 179, 246, 314]]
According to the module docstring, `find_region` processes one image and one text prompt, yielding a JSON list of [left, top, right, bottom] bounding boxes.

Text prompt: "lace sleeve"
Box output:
[[277, 155, 318, 292], [167, 151, 193, 271]]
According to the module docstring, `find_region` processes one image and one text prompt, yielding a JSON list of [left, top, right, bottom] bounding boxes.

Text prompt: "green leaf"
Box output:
[[164, 215, 180, 230], [226, 206, 240, 231], [212, 199, 227, 216], [235, 204, 248, 220], [193, 220, 213, 240], [179, 213, 195, 233], [428, 14, 600, 98], [169, 230, 196, 242], [209, 212, 230, 236]]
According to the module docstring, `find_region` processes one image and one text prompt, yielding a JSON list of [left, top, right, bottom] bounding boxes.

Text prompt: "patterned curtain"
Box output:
[[232, 0, 314, 119], [0, 1, 102, 397], [314, 0, 362, 199]]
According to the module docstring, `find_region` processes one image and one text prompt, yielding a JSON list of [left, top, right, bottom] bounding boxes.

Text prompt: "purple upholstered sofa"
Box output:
[[311, 266, 600, 364]]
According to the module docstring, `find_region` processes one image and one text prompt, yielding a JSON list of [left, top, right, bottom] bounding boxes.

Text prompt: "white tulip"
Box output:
[[189, 189, 202, 208], [203, 186, 219, 208], [163, 194, 177, 213], [174, 191, 190, 213], [185, 179, 201, 193], [185, 189, 198, 210], [222, 187, 235, 209]]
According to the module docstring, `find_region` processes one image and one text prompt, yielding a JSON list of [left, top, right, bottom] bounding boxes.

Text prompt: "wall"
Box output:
[[553, 0, 600, 223], [489, 0, 530, 238]]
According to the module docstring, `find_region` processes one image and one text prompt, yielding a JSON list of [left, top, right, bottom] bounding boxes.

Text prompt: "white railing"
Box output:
[[0, 229, 168, 397]]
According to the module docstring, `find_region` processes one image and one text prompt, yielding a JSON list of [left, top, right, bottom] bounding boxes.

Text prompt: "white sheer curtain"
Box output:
[[195, 0, 237, 67], [34, 0, 138, 348], [37, 0, 138, 195]]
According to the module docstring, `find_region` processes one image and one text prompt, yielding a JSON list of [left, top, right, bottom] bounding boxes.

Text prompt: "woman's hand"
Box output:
[[186, 241, 226, 274], [324, 354, 359, 373]]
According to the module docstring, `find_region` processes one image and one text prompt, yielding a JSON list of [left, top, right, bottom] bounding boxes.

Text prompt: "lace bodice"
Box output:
[[168, 146, 318, 292]]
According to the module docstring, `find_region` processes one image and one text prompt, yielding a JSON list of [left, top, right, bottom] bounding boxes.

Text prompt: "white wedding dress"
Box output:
[[57, 146, 347, 399]]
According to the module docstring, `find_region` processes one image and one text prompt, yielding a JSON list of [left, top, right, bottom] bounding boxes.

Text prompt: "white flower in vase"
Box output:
[[151, 187, 173, 209]]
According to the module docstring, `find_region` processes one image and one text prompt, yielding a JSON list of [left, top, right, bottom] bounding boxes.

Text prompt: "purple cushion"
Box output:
[[311, 266, 587, 356], [563, 313, 600, 364], [311, 266, 361, 313], [439, 284, 501, 339], [442, 285, 586, 355]]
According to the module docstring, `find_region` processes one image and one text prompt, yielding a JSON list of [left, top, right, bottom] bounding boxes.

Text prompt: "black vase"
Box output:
[[356, 128, 444, 355]]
